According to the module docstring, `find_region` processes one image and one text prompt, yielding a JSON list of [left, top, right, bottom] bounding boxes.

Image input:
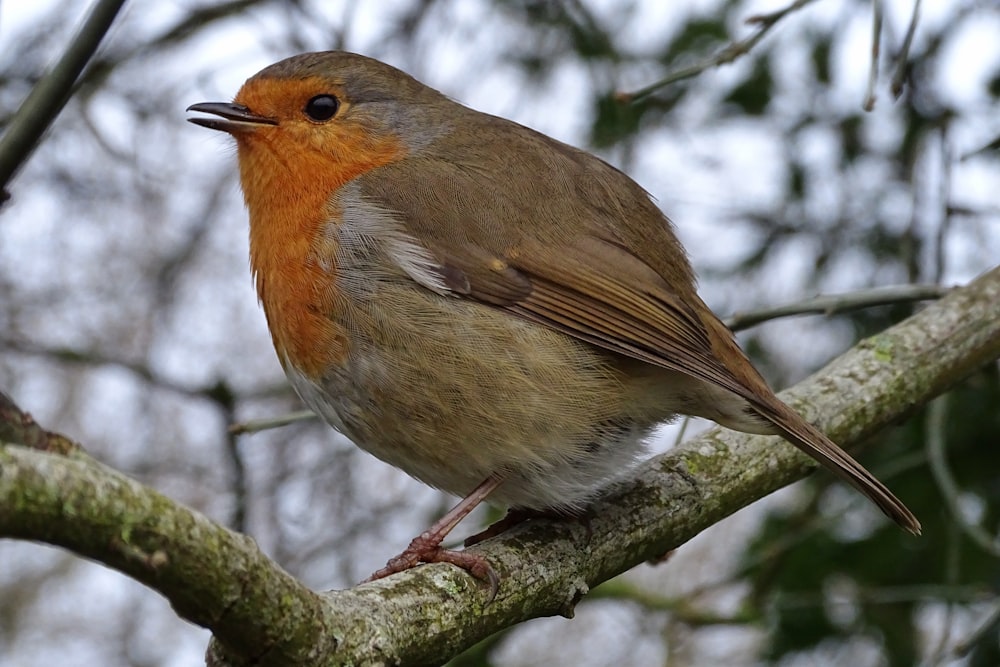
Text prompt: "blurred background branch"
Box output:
[[0, 0, 125, 200], [617, 0, 818, 103]]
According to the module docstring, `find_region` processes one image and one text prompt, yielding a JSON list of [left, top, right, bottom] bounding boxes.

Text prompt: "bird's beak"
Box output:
[[186, 102, 277, 133]]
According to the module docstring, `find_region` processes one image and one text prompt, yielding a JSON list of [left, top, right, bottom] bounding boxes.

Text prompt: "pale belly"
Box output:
[[281, 284, 664, 511]]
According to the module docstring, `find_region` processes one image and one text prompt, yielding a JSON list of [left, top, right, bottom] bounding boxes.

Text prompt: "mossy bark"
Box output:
[[2, 266, 999, 666]]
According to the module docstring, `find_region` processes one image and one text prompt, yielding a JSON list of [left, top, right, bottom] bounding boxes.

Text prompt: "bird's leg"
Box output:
[[364, 474, 504, 595], [463, 505, 586, 546], [463, 508, 536, 546]]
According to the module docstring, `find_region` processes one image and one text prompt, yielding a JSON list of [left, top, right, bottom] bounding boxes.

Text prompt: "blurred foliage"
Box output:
[[744, 369, 1000, 664], [722, 59, 772, 116]]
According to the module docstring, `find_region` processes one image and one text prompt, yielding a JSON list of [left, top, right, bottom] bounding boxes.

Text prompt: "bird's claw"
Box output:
[[362, 534, 499, 601]]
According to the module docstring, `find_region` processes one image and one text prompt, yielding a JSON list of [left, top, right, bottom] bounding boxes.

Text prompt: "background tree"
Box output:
[[1, 1, 998, 665]]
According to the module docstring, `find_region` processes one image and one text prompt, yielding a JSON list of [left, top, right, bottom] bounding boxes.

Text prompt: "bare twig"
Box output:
[[672, 416, 692, 448], [616, 0, 817, 104], [960, 135, 1000, 161], [767, 584, 991, 609], [590, 579, 757, 624], [724, 283, 950, 331], [934, 124, 954, 284], [954, 601, 1000, 657], [891, 0, 921, 98], [228, 410, 317, 435], [0, 392, 78, 455], [2, 337, 222, 401], [0, 0, 126, 198], [925, 395, 1000, 557], [863, 0, 884, 111], [926, 519, 962, 665]]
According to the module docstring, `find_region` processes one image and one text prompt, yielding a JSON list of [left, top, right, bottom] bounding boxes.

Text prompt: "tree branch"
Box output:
[[724, 283, 950, 331], [863, 0, 884, 111], [0, 0, 126, 200], [616, 0, 817, 104], [0, 407, 334, 664], [2, 266, 999, 666], [891, 0, 922, 99], [925, 395, 1000, 557]]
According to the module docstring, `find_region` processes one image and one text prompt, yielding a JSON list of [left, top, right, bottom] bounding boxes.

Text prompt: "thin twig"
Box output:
[[3, 338, 222, 402], [0, 0, 126, 199], [960, 135, 1000, 161], [672, 416, 692, 448], [934, 123, 953, 284], [769, 584, 992, 609], [724, 283, 950, 331], [616, 0, 817, 104], [925, 395, 1000, 558], [590, 579, 757, 624], [925, 520, 961, 666], [228, 410, 317, 435], [863, 0, 884, 111], [212, 386, 248, 533], [891, 0, 921, 98], [0, 392, 79, 455], [954, 601, 1000, 657]]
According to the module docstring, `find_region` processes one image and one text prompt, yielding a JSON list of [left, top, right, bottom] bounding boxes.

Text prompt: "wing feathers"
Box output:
[[354, 147, 918, 532], [753, 395, 921, 533]]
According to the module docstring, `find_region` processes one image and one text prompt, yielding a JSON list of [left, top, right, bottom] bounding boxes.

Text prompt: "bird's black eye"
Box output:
[[304, 95, 339, 121]]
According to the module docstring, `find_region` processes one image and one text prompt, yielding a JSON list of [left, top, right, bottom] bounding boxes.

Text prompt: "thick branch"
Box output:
[[0, 429, 334, 663], [2, 267, 999, 666]]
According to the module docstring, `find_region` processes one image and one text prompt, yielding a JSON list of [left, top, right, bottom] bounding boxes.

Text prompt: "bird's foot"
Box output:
[[364, 531, 499, 599]]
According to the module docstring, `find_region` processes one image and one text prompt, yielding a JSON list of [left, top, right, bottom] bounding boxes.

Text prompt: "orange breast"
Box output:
[[232, 89, 405, 379]]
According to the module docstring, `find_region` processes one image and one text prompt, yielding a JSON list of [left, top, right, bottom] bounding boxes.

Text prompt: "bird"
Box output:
[[187, 50, 919, 591]]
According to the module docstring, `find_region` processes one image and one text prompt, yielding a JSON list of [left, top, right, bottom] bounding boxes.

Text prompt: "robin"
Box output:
[[188, 51, 919, 592]]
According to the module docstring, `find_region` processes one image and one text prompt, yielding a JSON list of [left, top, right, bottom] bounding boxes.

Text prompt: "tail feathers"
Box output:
[[750, 396, 921, 535]]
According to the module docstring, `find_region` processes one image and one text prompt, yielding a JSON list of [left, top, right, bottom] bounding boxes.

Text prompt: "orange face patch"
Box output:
[[230, 76, 406, 378]]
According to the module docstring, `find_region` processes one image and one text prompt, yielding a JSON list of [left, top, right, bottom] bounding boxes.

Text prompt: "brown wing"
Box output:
[[446, 236, 752, 396], [355, 110, 920, 533], [431, 230, 920, 533], [357, 111, 750, 396]]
